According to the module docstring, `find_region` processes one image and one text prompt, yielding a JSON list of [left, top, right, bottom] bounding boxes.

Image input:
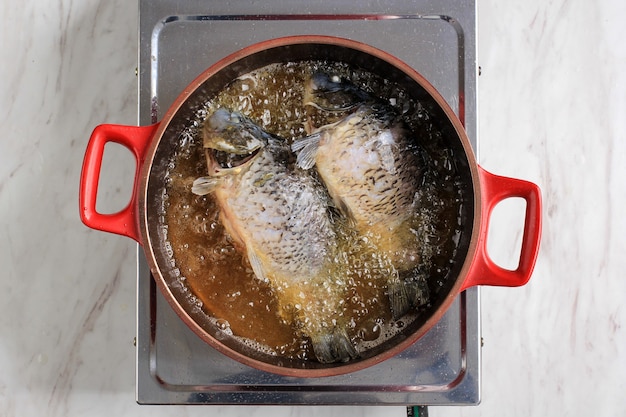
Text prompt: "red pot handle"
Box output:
[[461, 166, 542, 291], [79, 123, 159, 243]]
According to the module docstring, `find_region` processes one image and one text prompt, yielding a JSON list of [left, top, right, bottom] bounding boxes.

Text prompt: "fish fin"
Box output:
[[335, 197, 357, 227], [291, 133, 321, 170], [291, 132, 319, 152], [403, 271, 430, 310], [389, 272, 431, 319], [388, 276, 412, 320], [246, 246, 269, 283], [191, 176, 219, 195], [332, 327, 359, 362], [310, 327, 358, 364]]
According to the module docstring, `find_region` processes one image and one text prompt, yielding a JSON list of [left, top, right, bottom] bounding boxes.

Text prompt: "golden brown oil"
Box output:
[[162, 61, 465, 362]]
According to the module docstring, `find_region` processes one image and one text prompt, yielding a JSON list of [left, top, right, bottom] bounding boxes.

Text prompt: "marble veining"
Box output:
[[0, 0, 624, 416]]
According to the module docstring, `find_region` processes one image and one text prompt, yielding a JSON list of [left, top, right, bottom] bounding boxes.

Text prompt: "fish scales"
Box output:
[[312, 107, 421, 260], [193, 108, 358, 364], [292, 73, 430, 319]]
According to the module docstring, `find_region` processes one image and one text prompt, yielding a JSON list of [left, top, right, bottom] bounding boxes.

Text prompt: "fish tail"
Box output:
[[403, 273, 430, 310], [388, 277, 412, 320], [389, 272, 431, 319], [291, 133, 321, 170], [310, 327, 358, 364]]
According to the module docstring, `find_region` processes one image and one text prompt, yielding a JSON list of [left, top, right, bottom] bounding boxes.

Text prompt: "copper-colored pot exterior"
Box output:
[[80, 36, 541, 378]]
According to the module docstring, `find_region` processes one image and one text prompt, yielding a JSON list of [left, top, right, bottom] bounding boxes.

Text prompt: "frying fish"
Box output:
[[292, 73, 429, 319], [192, 108, 357, 363]]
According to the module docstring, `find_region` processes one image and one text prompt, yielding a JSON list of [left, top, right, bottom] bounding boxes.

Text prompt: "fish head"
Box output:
[[203, 108, 266, 176], [304, 73, 371, 112]]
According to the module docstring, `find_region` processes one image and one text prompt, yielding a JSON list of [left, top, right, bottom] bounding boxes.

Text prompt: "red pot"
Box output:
[[79, 36, 541, 377]]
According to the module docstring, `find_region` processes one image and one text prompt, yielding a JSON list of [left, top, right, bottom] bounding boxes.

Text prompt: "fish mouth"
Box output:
[[303, 73, 369, 113], [208, 146, 261, 171]]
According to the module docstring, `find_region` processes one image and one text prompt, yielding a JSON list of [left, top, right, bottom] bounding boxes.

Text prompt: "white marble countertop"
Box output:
[[1, 0, 624, 416]]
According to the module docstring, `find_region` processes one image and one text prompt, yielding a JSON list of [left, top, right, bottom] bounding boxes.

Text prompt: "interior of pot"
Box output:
[[143, 38, 476, 375]]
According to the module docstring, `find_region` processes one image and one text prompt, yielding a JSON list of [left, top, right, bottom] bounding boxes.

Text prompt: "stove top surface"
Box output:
[[136, 0, 480, 405]]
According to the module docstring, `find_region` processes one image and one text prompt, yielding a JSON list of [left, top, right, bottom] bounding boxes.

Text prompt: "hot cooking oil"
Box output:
[[161, 61, 465, 361]]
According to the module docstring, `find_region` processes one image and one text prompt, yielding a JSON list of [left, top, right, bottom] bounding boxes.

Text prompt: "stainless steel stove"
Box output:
[[136, 0, 480, 406]]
